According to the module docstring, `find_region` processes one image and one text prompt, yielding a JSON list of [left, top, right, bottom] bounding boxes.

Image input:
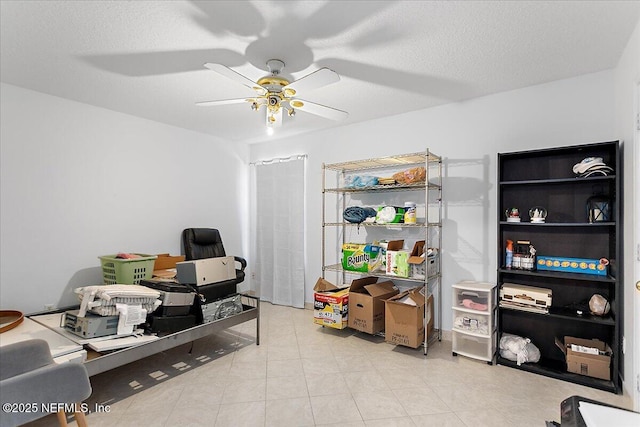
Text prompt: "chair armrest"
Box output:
[[234, 256, 247, 271]]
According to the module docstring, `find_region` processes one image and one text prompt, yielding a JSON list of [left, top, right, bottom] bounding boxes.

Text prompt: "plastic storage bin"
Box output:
[[452, 311, 491, 336], [452, 330, 496, 363], [453, 281, 493, 313], [452, 281, 497, 364], [99, 254, 157, 285]]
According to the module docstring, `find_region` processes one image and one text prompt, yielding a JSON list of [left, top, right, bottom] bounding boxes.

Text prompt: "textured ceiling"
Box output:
[[1, 1, 639, 144]]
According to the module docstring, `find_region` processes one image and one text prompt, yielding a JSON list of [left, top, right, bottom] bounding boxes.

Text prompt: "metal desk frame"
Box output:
[[29, 295, 260, 377], [85, 295, 260, 376]]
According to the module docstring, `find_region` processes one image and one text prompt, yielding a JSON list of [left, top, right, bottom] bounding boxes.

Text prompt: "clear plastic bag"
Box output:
[[499, 333, 541, 366]]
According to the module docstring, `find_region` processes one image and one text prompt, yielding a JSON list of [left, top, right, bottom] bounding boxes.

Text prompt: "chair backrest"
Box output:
[[182, 228, 227, 260], [0, 339, 53, 381], [1, 339, 92, 427]]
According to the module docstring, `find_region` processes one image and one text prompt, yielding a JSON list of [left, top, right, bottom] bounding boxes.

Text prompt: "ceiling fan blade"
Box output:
[[289, 99, 348, 121], [204, 63, 266, 94], [283, 68, 340, 96], [196, 98, 254, 107]]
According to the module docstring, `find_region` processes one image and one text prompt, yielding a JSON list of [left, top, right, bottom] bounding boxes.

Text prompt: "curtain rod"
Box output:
[[250, 154, 307, 166]]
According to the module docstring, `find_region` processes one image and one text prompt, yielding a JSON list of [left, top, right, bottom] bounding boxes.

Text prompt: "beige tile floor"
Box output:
[[27, 302, 632, 427]]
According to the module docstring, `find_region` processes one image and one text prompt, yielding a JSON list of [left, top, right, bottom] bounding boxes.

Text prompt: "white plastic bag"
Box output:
[[499, 333, 541, 366]]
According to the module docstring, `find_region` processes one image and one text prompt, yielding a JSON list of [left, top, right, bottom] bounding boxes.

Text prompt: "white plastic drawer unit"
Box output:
[[452, 281, 497, 364], [452, 310, 492, 337], [452, 281, 495, 313], [452, 330, 496, 363]]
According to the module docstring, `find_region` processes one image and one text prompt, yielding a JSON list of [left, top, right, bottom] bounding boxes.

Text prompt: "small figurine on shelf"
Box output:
[[505, 208, 521, 222], [529, 206, 547, 223]]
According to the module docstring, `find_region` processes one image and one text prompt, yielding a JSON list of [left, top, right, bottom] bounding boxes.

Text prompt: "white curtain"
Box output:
[[251, 157, 305, 308]]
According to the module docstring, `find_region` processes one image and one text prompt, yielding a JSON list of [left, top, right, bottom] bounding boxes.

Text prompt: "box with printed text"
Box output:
[[384, 288, 434, 349], [313, 278, 349, 329], [348, 277, 399, 334]]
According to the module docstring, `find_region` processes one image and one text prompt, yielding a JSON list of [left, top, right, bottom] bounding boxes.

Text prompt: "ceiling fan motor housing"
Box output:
[[266, 59, 285, 75]]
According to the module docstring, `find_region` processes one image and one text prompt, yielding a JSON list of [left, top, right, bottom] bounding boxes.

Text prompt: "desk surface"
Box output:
[[30, 312, 158, 348], [31, 312, 112, 345], [0, 317, 83, 358], [1, 295, 260, 376]]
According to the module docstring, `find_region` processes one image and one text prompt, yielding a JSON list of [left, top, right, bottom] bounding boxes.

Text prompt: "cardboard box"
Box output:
[[153, 253, 186, 279], [342, 243, 382, 272], [407, 241, 439, 278], [379, 240, 403, 272], [385, 288, 434, 348], [426, 293, 434, 339], [408, 241, 425, 264], [555, 336, 612, 380], [154, 253, 186, 271], [313, 278, 350, 329], [537, 256, 608, 276], [385, 240, 409, 277], [348, 277, 399, 334]]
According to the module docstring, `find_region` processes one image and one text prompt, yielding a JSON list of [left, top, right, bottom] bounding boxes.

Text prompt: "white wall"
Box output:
[[250, 70, 616, 332], [0, 83, 250, 313], [614, 19, 639, 403]]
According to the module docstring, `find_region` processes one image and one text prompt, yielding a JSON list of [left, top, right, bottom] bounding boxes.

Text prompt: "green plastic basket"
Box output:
[[99, 254, 158, 285]]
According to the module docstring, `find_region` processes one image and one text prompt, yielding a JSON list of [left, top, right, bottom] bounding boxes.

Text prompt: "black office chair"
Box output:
[[181, 228, 247, 304]]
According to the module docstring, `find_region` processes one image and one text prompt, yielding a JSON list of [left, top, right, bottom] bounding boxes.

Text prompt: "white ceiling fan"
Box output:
[[197, 59, 348, 130]]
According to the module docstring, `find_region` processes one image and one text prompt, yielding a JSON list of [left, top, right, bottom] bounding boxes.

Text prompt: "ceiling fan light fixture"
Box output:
[[268, 95, 280, 107], [199, 60, 348, 130]]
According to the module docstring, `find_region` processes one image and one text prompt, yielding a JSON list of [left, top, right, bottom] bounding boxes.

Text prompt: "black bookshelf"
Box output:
[[497, 141, 622, 394]]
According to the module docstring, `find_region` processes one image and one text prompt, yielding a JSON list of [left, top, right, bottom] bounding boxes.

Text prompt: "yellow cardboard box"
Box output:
[[313, 278, 349, 329]]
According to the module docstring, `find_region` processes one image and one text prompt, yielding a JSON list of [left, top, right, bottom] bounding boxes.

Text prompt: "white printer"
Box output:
[[176, 256, 236, 286]]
